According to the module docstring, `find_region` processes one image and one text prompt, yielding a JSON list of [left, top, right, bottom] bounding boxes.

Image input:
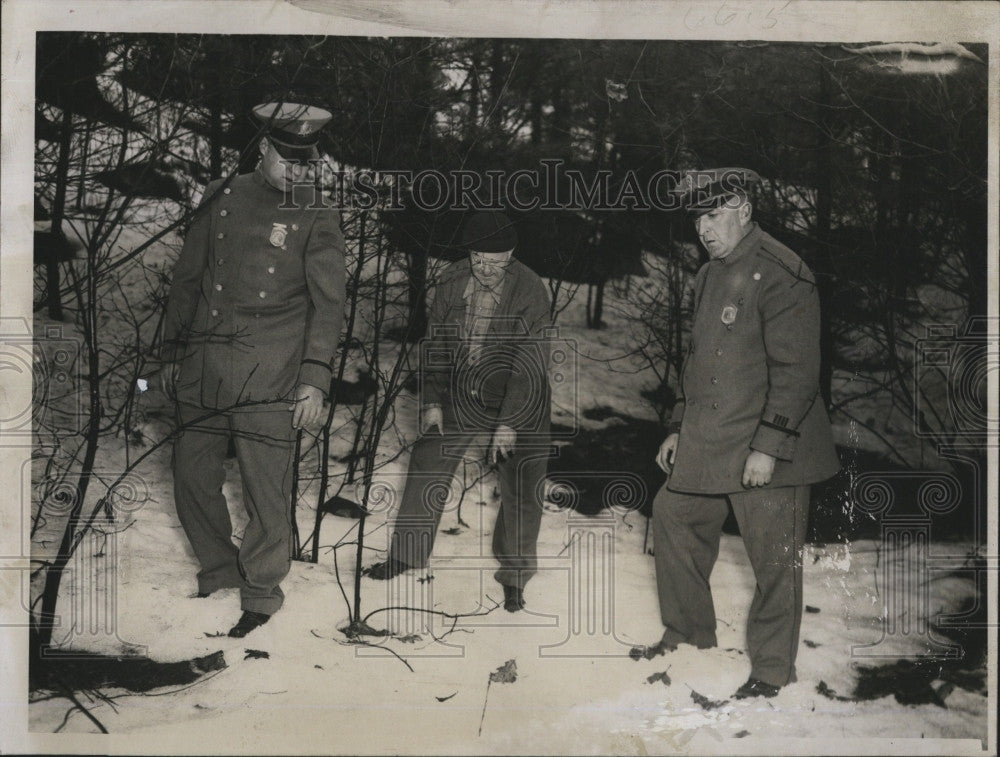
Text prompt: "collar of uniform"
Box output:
[[463, 268, 507, 305], [718, 222, 761, 266], [252, 166, 282, 192]]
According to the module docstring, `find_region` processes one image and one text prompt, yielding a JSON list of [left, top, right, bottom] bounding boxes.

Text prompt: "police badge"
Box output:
[[269, 223, 287, 247], [721, 305, 738, 325]]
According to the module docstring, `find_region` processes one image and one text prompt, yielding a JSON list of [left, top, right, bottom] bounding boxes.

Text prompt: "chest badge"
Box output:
[[721, 305, 738, 325], [269, 223, 288, 247]]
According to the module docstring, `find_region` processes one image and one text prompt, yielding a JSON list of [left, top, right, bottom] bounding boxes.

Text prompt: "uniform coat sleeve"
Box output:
[[161, 179, 220, 363], [297, 208, 347, 394], [749, 261, 823, 461]]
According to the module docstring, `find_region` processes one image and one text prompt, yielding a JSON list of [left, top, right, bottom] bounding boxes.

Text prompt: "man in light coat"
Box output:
[[637, 168, 840, 699], [364, 210, 553, 613]]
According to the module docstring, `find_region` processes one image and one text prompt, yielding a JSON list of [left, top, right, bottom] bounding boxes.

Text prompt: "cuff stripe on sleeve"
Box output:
[[759, 419, 800, 437]]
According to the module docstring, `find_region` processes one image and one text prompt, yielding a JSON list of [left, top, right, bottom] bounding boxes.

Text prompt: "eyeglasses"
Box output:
[[470, 252, 512, 267]]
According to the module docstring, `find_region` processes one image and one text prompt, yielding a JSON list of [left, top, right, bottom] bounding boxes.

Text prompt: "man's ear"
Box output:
[[259, 138, 269, 157], [740, 200, 753, 225]]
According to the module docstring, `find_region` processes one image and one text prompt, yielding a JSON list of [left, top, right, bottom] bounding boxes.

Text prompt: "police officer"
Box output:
[[161, 101, 346, 638], [363, 210, 553, 613], [636, 168, 840, 698]]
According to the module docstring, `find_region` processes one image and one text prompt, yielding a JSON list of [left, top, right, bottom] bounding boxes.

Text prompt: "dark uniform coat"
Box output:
[[667, 223, 839, 494], [161, 169, 344, 615], [163, 171, 345, 408]]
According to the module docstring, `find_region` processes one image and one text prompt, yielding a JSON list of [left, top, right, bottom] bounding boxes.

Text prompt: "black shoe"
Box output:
[[733, 677, 780, 699], [502, 585, 525, 613], [193, 591, 212, 598], [627, 638, 678, 661], [227, 611, 270, 638], [363, 559, 410, 580]]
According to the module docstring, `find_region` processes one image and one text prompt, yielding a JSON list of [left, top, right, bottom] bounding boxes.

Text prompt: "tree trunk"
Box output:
[[592, 279, 606, 329], [406, 246, 429, 341], [47, 108, 75, 321], [814, 61, 835, 407]]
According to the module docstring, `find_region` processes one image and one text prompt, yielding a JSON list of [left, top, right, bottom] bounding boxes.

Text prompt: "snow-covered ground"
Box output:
[[20, 242, 993, 754]]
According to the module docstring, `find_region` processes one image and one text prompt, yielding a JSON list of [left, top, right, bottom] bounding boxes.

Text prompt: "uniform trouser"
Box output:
[[388, 407, 550, 589], [173, 402, 296, 615], [651, 484, 810, 687]]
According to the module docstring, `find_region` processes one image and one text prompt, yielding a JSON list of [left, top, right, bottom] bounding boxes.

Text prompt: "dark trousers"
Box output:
[[173, 403, 296, 615], [651, 484, 810, 687], [388, 406, 550, 589]]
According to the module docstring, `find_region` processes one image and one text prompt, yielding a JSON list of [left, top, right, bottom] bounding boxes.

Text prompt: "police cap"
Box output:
[[252, 101, 332, 160], [672, 167, 761, 212]]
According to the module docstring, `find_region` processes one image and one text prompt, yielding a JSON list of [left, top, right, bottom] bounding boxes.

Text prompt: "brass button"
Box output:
[[715, 348, 723, 356], [220, 209, 228, 217], [292, 224, 299, 231], [216, 232, 224, 239], [267, 266, 275, 274], [214, 283, 222, 291], [712, 402, 719, 409], [259, 291, 266, 299], [216, 259, 224, 266], [711, 377, 718, 384], [210, 309, 219, 317], [223, 187, 232, 195]]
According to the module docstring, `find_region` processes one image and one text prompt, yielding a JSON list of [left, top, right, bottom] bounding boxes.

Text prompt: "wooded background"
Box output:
[[29, 34, 989, 651]]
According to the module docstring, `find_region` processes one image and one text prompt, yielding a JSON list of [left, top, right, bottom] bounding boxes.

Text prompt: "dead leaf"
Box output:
[[690, 689, 727, 710], [436, 692, 458, 702], [244, 649, 269, 660], [489, 659, 517, 684]]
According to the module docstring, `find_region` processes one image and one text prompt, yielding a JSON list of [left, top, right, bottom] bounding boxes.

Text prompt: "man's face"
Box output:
[[693, 199, 752, 260], [258, 139, 315, 191], [469, 250, 513, 287]]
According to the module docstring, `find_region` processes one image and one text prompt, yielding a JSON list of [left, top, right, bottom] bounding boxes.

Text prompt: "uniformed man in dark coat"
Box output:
[[160, 102, 346, 638], [635, 168, 840, 698], [363, 210, 553, 613]]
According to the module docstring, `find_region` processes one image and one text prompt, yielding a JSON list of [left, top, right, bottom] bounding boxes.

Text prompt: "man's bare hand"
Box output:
[[421, 405, 444, 436], [742, 450, 776, 488], [291, 384, 325, 429], [490, 425, 517, 464], [159, 362, 180, 400], [656, 433, 679, 473]]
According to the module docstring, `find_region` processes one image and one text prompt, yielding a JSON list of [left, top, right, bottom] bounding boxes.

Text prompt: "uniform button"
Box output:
[[220, 209, 228, 217], [214, 283, 222, 291], [712, 402, 719, 409], [210, 309, 219, 317], [216, 259, 224, 266], [715, 348, 723, 356], [223, 187, 232, 195], [254, 313, 261, 319], [267, 266, 275, 274], [292, 224, 299, 231], [259, 291, 267, 299], [217, 232, 224, 239], [711, 377, 718, 384]]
